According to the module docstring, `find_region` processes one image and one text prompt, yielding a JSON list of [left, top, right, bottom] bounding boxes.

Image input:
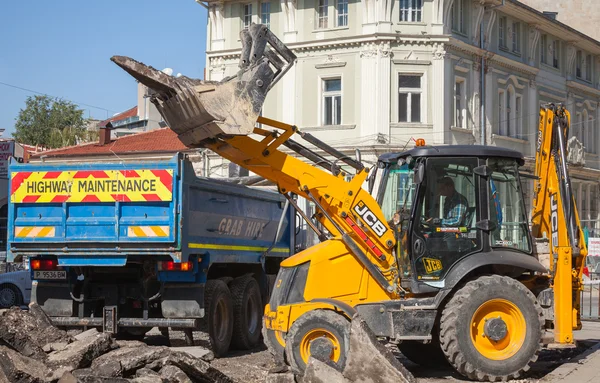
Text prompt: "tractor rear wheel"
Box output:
[[285, 309, 350, 375], [439, 275, 543, 381]]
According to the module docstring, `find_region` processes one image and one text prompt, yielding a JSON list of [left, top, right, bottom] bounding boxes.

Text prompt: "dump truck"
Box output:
[[114, 24, 587, 381], [6, 153, 294, 356]]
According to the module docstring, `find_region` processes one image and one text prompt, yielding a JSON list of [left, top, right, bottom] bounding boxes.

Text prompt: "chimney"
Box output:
[[99, 122, 113, 145]]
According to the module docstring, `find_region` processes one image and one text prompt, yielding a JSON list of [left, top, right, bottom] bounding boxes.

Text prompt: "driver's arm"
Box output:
[[441, 201, 467, 226]]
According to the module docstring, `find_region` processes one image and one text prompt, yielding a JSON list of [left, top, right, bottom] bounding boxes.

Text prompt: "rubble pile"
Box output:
[[0, 304, 233, 383], [267, 318, 416, 383]]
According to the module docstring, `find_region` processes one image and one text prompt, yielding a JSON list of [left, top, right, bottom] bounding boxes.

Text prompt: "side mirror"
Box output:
[[367, 167, 376, 194], [414, 162, 425, 184]]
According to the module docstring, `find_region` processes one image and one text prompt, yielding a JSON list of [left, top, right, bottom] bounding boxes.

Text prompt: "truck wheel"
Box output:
[[204, 279, 234, 357], [398, 339, 447, 367], [285, 310, 350, 375], [230, 276, 263, 350], [439, 275, 543, 381]]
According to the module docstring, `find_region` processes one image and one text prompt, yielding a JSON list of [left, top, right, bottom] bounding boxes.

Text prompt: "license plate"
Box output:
[[34, 271, 66, 280]]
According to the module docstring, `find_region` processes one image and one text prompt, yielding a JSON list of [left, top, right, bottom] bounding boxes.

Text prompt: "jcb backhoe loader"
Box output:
[[112, 24, 587, 382]]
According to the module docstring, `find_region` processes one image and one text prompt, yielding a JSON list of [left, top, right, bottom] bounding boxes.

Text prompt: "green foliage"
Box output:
[[14, 95, 95, 149]]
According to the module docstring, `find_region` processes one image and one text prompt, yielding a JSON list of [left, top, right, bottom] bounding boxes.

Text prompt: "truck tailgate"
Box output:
[[8, 160, 178, 247]]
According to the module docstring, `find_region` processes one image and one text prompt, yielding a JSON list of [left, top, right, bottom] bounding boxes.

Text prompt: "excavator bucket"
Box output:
[[111, 23, 296, 146]]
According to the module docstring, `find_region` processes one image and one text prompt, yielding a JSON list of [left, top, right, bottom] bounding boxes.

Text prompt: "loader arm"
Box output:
[[530, 105, 587, 344], [112, 24, 400, 296]]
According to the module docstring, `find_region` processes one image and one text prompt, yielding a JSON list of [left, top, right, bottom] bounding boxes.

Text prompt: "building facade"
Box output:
[[203, 0, 600, 234]]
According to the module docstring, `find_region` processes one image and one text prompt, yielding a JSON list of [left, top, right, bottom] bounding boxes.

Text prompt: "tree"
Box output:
[[14, 95, 90, 148]]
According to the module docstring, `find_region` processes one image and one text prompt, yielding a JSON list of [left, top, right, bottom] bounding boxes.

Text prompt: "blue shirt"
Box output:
[[442, 191, 468, 226]]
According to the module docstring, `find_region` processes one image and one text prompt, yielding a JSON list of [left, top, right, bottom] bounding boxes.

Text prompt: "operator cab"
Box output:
[[373, 145, 532, 292]]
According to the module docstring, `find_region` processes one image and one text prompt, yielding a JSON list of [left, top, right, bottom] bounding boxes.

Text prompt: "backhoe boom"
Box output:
[[531, 105, 587, 344]]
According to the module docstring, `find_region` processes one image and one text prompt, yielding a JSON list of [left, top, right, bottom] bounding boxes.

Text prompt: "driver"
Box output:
[[428, 176, 468, 227]]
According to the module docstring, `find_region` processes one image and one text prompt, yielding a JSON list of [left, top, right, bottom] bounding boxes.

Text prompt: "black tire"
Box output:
[[285, 309, 350, 375], [398, 339, 447, 367], [262, 324, 286, 363], [204, 279, 234, 357], [159, 327, 169, 338], [230, 276, 263, 350], [0, 284, 23, 308], [117, 328, 150, 340], [439, 275, 543, 381]]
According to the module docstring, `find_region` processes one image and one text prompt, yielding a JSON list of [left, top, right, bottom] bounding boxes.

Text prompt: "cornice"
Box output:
[[447, 37, 538, 77], [207, 34, 450, 58], [566, 80, 600, 99]]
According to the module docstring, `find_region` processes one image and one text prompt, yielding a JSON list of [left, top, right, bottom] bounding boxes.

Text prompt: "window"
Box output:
[[582, 184, 588, 221], [515, 95, 522, 139], [577, 50, 583, 78], [336, 0, 348, 27], [242, 4, 252, 29], [260, 2, 271, 28], [498, 89, 506, 135], [583, 110, 589, 149], [552, 40, 560, 68], [398, 74, 422, 123], [451, 0, 465, 34], [322, 78, 341, 125], [586, 54, 593, 82], [499, 17, 506, 49], [318, 0, 328, 29], [400, 0, 422, 22], [505, 88, 512, 137], [575, 112, 583, 141], [511, 22, 521, 53], [454, 78, 466, 128], [412, 158, 482, 279], [489, 159, 532, 253], [587, 114, 596, 154], [540, 35, 547, 64]]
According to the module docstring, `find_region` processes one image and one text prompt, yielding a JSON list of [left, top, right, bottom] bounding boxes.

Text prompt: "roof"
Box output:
[[33, 128, 190, 159], [379, 145, 525, 165], [98, 106, 138, 128]]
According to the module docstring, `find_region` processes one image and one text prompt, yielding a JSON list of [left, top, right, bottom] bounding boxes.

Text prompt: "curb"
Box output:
[[542, 341, 600, 382]]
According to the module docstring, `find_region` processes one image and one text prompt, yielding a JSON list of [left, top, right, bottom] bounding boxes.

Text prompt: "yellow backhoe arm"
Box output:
[[112, 25, 400, 297], [531, 105, 587, 344]]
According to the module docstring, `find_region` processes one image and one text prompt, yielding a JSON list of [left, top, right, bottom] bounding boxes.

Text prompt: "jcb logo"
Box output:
[[536, 128, 543, 152], [353, 201, 387, 237], [551, 193, 559, 249], [423, 258, 443, 274]]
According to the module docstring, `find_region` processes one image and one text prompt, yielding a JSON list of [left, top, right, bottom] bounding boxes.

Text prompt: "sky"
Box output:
[[0, 0, 208, 138]]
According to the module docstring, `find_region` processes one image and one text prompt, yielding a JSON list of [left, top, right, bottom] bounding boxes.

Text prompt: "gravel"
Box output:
[[161, 328, 598, 383]]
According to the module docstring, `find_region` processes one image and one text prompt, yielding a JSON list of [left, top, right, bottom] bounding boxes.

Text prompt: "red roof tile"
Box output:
[[98, 106, 138, 128], [33, 128, 190, 158]]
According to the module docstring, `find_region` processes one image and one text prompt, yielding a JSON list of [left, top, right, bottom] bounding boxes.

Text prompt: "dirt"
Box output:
[[163, 329, 598, 383]]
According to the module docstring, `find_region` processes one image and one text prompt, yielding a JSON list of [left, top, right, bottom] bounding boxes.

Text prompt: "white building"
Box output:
[[202, 0, 600, 234]]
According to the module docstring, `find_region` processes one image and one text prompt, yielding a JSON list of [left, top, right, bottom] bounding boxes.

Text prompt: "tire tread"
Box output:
[[439, 275, 543, 382]]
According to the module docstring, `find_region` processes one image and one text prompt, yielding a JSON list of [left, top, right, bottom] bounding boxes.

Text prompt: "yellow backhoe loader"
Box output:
[[112, 24, 587, 382]]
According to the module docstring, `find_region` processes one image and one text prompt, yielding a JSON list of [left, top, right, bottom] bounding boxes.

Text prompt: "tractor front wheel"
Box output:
[[285, 309, 350, 375]]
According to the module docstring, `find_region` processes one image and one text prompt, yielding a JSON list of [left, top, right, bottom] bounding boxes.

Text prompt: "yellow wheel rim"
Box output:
[[470, 299, 526, 361], [299, 328, 342, 364]]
